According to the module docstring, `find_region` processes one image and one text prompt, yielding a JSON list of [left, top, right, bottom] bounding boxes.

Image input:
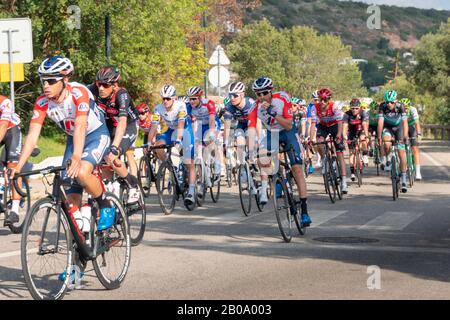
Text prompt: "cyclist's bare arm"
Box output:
[[377, 117, 384, 141], [177, 119, 185, 141], [342, 122, 348, 140], [363, 121, 369, 137], [72, 114, 88, 160], [148, 124, 158, 144], [223, 119, 231, 145], [112, 116, 127, 148]]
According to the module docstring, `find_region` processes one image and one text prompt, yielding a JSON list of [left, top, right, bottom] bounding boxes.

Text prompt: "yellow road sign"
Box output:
[[0, 63, 24, 82]]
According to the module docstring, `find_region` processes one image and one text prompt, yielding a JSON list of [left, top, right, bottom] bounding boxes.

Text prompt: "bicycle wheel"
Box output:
[[21, 197, 72, 300], [375, 146, 380, 176], [92, 192, 131, 290], [121, 186, 146, 246], [286, 172, 306, 236], [6, 178, 31, 234], [210, 163, 221, 203], [195, 163, 206, 207], [255, 178, 268, 212], [333, 156, 343, 200], [238, 164, 252, 216], [156, 161, 177, 215], [355, 151, 362, 187], [226, 163, 233, 188], [137, 157, 151, 198], [391, 155, 398, 201], [407, 147, 415, 187], [324, 158, 336, 203], [273, 175, 292, 243]]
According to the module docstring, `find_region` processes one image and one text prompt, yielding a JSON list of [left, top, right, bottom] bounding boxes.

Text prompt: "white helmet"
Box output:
[[187, 86, 204, 97], [299, 99, 307, 106], [160, 85, 176, 98], [38, 55, 74, 79], [252, 77, 273, 92], [311, 90, 319, 99], [228, 81, 246, 94]]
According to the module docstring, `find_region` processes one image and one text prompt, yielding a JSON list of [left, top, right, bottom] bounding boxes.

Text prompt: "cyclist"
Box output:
[[137, 103, 154, 145], [249, 77, 311, 226], [88, 65, 140, 203], [401, 98, 422, 180], [186, 86, 221, 186], [11, 56, 115, 230], [307, 90, 321, 169], [147, 85, 196, 205], [0, 95, 23, 225], [342, 98, 369, 181], [310, 88, 348, 194], [377, 90, 409, 193], [222, 81, 259, 169], [291, 97, 307, 138]]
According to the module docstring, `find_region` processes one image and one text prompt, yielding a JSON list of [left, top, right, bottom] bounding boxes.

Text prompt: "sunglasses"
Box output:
[[229, 93, 239, 98], [189, 97, 199, 101], [256, 91, 270, 97], [139, 112, 147, 116], [40, 78, 60, 86], [96, 81, 112, 89], [387, 101, 395, 104], [162, 97, 172, 101], [351, 107, 360, 110]]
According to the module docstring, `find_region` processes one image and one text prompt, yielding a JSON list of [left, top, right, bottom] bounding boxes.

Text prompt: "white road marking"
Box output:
[[310, 210, 348, 227], [421, 150, 450, 178], [359, 211, 424, 231]]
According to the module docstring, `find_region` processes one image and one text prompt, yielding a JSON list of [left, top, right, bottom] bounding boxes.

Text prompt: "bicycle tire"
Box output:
[[137, 157, 151, 198], [121, 186, 147, 246], [210, 163, 221, 203], [273, 175, 292, 243], [238, 164, 252, 216], [226, 164, 233, 188], [21, 197, 72, 300], [356, 151, 362, 187], [195, 163, 206, 207], [324, 158, 336, 203], [287, 172, 306, 236], [156, 161, 177, 215], [333, 156, 343, 200], [6, 178, 31, 234], [391, 155, 398, 201], [92, 192, 131, 290]]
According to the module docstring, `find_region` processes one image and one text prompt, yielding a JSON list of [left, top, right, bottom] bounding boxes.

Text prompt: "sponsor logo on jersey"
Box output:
[[178, 111, 186, 118], [106, 107, 119, 115], [151, 114, 160, 122], [72, 88, 83, 99], [78, 103, 89, 112], [32, 110, 40, 120]]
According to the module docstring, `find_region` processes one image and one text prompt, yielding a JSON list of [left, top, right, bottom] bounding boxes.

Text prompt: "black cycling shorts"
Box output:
[[316, 124, 344, 152], [0, 125, 22, 163], [108, 122, 137, 154]]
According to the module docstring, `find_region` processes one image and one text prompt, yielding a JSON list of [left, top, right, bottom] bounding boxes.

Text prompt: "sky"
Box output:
[[339, 0, 450, 11]]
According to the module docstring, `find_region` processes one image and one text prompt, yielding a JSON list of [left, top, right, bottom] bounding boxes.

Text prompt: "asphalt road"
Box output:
[[0, 140, 449, 300]]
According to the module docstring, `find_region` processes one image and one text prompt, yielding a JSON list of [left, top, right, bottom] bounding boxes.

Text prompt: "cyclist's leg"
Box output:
[[315, 124, 327, 164], [347, 131, 357, 179], [125, 126, 138, 177], [179, 125, 195, 202], [155, 129, 174, 161], [235, 125, 247, 165], [331, 125, 346, 182], [409, 125, 421, 178], [257, 130, 273, 203]]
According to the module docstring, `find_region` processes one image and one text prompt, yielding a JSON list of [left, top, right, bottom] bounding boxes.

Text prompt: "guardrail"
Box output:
[[422, 124, 450, 140]]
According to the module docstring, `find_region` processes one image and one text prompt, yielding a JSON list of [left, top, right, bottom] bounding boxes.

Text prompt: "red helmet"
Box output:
[[137, 103, 149, 114], [350, 98, 361, 107], [318, 88, 332, 100]]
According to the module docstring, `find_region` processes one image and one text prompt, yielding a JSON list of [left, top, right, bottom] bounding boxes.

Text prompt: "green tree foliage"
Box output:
[[227, 19, 367, 100], [0, 0, 209, 135]]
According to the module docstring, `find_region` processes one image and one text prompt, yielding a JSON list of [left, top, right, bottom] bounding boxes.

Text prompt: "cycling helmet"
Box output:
[[291, 97, 300, 105], [252, 77, 273, 92], [299, 99, 307, 106], [318, 88, 332, 100], [228, 81, 246, 94], [384, 90, 397, 102], [187, 86, 204, 97], [369, 101, 378, 110], [137, 103, 149, 114], [400, 98, 411, 107], [342, 105, 350, 112], [312, 90, 319, 99], [223, 97, 230, 105], [38, 56, 74, 79], [350, 98, 361, 107], [160, 85, 176, 98], [96, 65, 120, 83]]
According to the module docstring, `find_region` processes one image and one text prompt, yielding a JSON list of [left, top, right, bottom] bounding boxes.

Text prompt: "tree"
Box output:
[[227, 19, 367, 100]]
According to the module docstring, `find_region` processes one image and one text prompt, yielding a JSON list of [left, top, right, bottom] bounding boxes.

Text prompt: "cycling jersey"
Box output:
[[378, 102, 407, 127], [88, 84, 138, 128], [32, 82, 104, 136], [368, 111, 378, 127], [309, 101, 343, 127], [343, 109, 369, 133], [407, 106, 419, 126], [223, 97, 257, 129], [188, 98, 216, 126], [250, 91, 293, 132], [0, 95, 20, 129], [138, 114, 152, 134], [293, 110, 307, 131], [152, 100, 189, 133]]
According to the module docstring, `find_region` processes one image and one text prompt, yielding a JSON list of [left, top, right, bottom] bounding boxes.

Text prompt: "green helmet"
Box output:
[[223, 97, 230, 105], [291, 97, 300, 104], [369, 101, 378, 110], [384, 90, 397, 102], [400, 98, 411, 106]]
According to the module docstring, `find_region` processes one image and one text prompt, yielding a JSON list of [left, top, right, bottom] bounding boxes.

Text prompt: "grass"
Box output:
[[31, 135, 66, 164]]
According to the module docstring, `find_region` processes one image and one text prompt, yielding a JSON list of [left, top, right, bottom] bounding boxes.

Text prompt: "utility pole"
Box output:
[[203, 12, 208, 98], [105, 15, 111, 64]]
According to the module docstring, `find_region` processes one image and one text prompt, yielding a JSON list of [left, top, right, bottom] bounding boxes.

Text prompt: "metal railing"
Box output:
[[422, 124, 450, 140]]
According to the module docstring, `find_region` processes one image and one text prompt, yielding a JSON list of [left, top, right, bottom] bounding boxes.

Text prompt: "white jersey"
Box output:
[[151, 100, 188, 133]]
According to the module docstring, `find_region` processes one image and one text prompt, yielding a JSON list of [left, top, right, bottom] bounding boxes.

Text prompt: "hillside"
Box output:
[[244, 0, 450, 87]]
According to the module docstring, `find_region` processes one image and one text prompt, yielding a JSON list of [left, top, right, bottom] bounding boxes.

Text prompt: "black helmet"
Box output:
[[96, 65, 120, 83]]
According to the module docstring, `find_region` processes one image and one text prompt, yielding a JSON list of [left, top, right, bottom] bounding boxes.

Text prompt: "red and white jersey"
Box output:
[[0, 95, 21, 128], [249, 91, 293, 132], [32, 82, 104, 136], [190, 98, 216, 126], [310, 101, 343, 127], [138, 114, 152, 133]]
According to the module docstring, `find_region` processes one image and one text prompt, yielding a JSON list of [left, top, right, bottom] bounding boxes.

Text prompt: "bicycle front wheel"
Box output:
[[272, 175, 292, 243], [6, 178, 31, 234], [210, 163, 221, 203], [137, 157, 151, 198], [195, 163, 206, 206], [21, 197, 72, 300], [155, 161, 177, 215], [92, 192, 131, 290], [121, 186, 147, 246], [238, 164, 252, 216], [391, 155, 398, 201]]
